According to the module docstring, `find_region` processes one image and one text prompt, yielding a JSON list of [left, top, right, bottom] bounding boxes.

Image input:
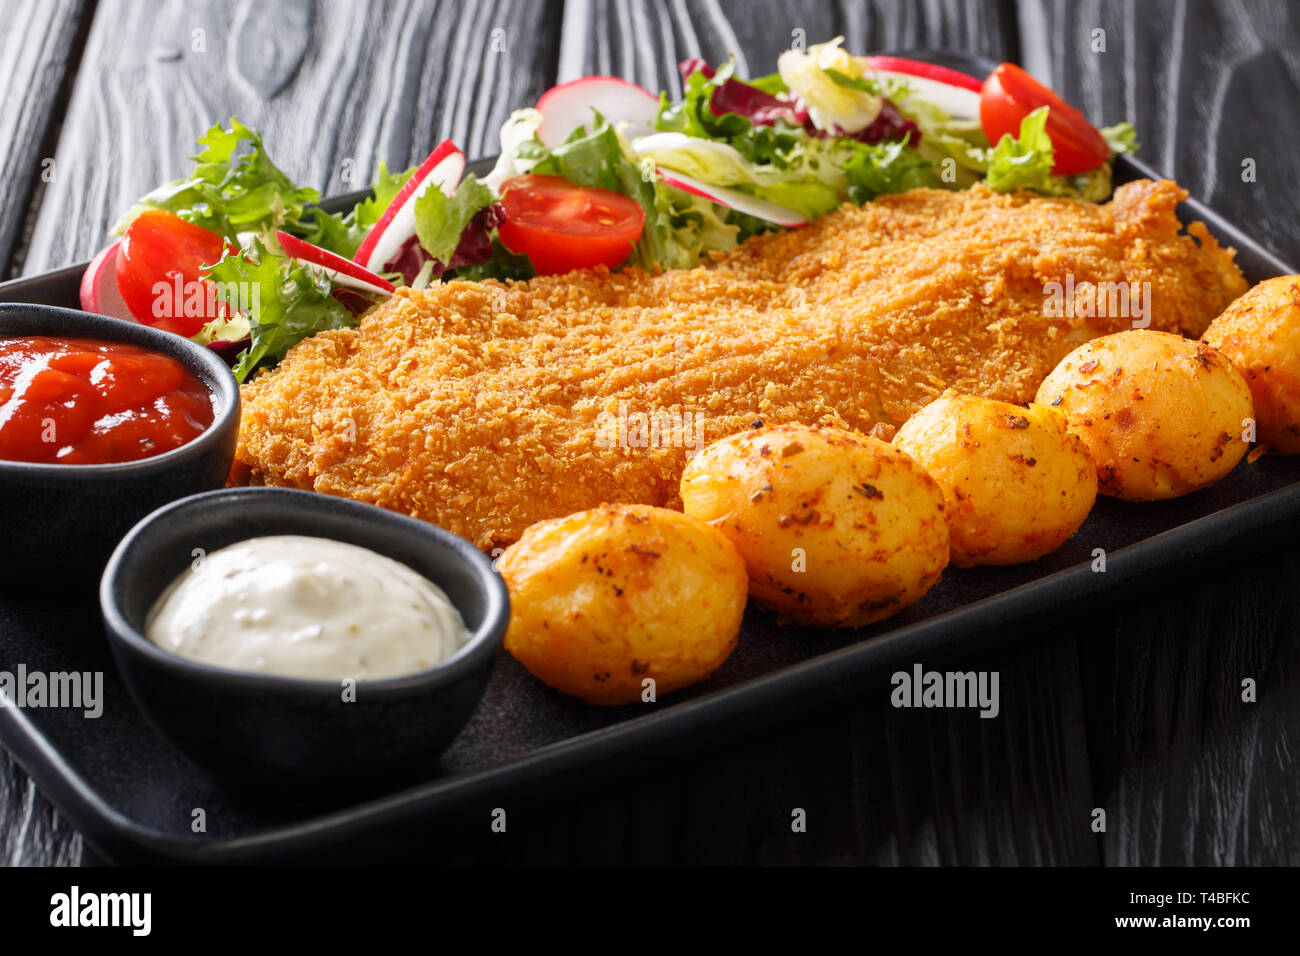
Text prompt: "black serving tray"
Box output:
[[1, 51, 1297, 864]]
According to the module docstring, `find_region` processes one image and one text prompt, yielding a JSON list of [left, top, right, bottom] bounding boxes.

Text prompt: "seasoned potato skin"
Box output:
[[499, 504, 747, 706], [1035, 330, 1253, 500], [680, 424, 949, 628], [1202, 276, 1300, 454], [893, 391, 1097, 567]]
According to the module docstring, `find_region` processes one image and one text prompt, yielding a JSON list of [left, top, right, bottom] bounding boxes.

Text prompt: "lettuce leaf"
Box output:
[[206, 242, 358, 383], [656, 58, 807, 168], [635, 136, 842, 219], [983, 106, 1060, 193], [654, 55, 940, 209], [1100, 122, 1140, 156], [843, 138, 942, 202], [114, 119, 320, 244], [445, 239, 536, 281], [413, 174, 497, 265], [977, 107, 1111, 201], [776, 38, 882, 134], [823, 68, 885, 96], [302, 161, 413, 258], [887, 82, 991, 186]]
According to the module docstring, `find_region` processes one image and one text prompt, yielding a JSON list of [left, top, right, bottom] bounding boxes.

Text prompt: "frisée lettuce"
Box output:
[[113, 120, 322, 246]]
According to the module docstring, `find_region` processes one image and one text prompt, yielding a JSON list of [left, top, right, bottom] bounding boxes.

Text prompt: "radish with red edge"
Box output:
[[861, 56, 982, 92], [536, 75, 660, 148], [277, 231, 395, 296], [862, 56, 982, 120], [631, 133, 806, 228], [657, 170, 806, 228], [79, 240, 137, 322], [353, 139, 465, 273]]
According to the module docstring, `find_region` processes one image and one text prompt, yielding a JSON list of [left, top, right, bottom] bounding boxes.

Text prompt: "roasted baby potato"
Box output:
[[1035, 330, 1253, 500], [498, 504, 747, 706], [680, 423, 949, 628], [1202, 276, 1300, 454], [893, 391, 1097, 567]]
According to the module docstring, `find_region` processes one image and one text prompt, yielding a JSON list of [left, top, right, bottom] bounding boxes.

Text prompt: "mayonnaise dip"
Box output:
[[145, 535, 469, 680]]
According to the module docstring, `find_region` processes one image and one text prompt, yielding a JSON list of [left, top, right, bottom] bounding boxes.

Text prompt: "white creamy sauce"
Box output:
[[146, 535, 469, 680]]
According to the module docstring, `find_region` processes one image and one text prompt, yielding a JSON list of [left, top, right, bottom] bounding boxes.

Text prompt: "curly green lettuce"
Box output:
[[302, 161, 414, 258], [113, 119, 321, 245], [206, 242, 359, 383]]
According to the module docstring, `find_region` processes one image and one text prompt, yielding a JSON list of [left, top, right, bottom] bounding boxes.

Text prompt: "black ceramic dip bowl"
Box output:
[[0, 303, 239, 572], [99, 487, 510, 802]]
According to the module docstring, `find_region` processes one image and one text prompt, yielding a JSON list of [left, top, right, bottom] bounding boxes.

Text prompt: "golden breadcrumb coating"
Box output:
[[235, 180, 1248, 549]]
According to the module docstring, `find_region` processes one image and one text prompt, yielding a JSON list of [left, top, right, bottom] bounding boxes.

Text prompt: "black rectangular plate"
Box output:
[[1, 51, 1297, 864]]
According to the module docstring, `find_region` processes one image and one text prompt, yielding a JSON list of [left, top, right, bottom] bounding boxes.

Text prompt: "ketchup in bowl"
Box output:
[[0, 336, 215, 465]]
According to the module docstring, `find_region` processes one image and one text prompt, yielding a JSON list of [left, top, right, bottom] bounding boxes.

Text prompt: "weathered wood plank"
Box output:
[[558, 0, 1016, 87], [3, 0, 563, 867], [21, 0, 564, 274], [1018, 0, 1300, 264], [0, 0, 96, 868], [1022, 0, 1300, 865], [0, 0, 92, 277], [9, 0, 1298, 868], [1077, 547, 1300, 865], [0, 752, 83, 867]]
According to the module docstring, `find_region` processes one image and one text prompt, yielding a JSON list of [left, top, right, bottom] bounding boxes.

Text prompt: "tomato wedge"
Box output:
[[498, 175, 646, 275], [115, 209, 230, 337], [979, 62, 1110, 176]]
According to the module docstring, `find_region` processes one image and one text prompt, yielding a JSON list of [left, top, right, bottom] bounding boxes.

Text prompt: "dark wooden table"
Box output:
[[2, 0, 1297, 866]]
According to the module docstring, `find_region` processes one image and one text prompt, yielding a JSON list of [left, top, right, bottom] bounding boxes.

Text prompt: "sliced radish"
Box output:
[[536, 75, 660, 148], [631, 133, 805, 227], [862, 56, 982, 92], [863, 59, 982, 120], [353, 140, 465, 273], [873, 70, 981, 120], [657, 170, 806, 228], [277, 231, 395, 295], [79, 240, 138, 321]]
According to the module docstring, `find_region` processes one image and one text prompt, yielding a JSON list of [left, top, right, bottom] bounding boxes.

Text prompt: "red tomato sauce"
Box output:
[[0, 336, 214, 465]]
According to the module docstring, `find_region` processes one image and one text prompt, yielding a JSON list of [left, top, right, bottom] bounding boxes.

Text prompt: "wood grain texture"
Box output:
[[1022, 0, 1300, 865], [0, 752, 82, 867], [557, 0, 1015, 88], [1080, 548, 1300, 865], [0, 0, 91, 278], [5, 0, 1300, 867], [1018, 0, 1300, 264], [20, 0, 564, 275], [0, 0, 95, 866]]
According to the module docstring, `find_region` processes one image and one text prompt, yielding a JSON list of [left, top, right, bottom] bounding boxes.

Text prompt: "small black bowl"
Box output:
[[99, 487, 510, 802], [0, 304, 239, 573]]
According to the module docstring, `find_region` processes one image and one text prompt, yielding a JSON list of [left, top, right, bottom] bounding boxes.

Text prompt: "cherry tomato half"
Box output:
[[497, 174, 646, 276], [979, 62, 1110, 176], [115, 209, 230, 337]]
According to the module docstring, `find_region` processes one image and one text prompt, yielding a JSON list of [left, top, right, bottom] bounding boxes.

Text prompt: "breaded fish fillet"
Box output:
[[236, 180, 1248, 549]]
